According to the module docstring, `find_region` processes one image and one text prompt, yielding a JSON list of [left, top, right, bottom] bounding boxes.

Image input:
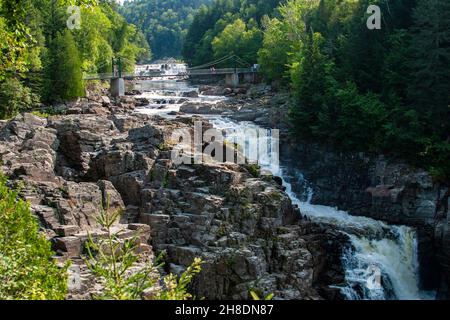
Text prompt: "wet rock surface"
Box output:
[[206, 86, 449, 299], [180, 84, 290, 131], [278, 142, 450, 298], [0, 94, 341, 300]]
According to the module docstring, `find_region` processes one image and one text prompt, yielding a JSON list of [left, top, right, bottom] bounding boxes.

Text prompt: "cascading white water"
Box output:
[[134, 79, 427, 300], [134, 80, 227, 116], [340, 227, 420, 300], [208, 117, 424, 300]]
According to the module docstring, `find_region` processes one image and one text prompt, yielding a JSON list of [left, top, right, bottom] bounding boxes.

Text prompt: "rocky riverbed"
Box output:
[[1, 80, 447, 300], [0, 88, 348, 300], [172, 83, 449, 299]]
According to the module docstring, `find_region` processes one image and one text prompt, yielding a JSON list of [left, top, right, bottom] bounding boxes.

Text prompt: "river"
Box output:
[[133, 78, 433, 300]]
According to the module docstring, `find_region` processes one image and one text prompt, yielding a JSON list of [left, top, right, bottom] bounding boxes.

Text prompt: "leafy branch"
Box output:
[[84, 201, 203, 300]]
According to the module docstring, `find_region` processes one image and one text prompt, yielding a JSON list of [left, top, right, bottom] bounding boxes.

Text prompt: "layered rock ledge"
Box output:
[[0, 96, 342, 300]]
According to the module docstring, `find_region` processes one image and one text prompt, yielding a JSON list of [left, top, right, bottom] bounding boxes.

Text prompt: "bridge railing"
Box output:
[[83, 71, 164, 80], [187, 68, 256, 75], [83, 73, 116, 80], [83, 68, 257, 80]]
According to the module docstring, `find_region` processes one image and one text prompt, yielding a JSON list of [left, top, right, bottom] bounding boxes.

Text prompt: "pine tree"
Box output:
[[44, 29, 85, 102], [408, 0, 450, 139], [289, 32, 340, 142]]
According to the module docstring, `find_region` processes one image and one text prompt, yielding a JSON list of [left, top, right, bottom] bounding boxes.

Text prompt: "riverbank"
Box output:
[[1, 79, 447, 300], [0, 86, 348, 300], [174, 82, 448, 299]]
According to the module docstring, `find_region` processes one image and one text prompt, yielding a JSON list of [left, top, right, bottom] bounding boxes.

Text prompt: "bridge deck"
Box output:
[[188, 68, 257, 76], [83, 68, 257, 81]]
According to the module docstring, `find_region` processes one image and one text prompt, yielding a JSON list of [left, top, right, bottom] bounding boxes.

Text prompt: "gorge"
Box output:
[[1, 0, 449, 303], [2, 73, 446, 300], [133, 77, 447, 300]]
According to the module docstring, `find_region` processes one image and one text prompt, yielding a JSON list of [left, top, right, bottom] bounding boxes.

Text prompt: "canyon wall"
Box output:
[[281, 142, 449, 299], [0, 97, 340, 299]]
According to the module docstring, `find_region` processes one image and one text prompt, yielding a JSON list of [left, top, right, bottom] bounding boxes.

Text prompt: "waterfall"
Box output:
[[339, 226, 420, 300], [134, 79, 428, 300], [209, 117, 424, 300]]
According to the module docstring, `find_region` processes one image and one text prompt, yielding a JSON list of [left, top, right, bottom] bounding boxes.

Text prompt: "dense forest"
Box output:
[[183, 0, 282, 66], [120, 0, 212, 60], [184, 0, 450, 182], [0, 0, 449, 302], [0, 0, 150, 113]]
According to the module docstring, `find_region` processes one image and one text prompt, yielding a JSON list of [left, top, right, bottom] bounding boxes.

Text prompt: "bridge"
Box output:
[[83, 55, 259, 96], [83, 71, 164, 81]]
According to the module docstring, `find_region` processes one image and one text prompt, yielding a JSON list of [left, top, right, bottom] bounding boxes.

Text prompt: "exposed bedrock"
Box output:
[[226, 89, 449, 299], [0, 99, 344, 300], [280, 142, 449, 299]]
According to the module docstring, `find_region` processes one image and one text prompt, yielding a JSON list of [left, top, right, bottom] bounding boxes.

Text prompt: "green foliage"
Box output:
[[249, 290, 274, 300], [0, 0, 34, 82], [0, 0, 99, 82], [246, 163, 261, 178], [32, 105, 67, 117], [85, 203, 203, 300], [157, 257, 203, 300], [85, 4, 151, 71], [0, 172, 68, 300], [0, 77, 39, 119], [31, 110, 51, 118], [183, 0, 282, 66], [0, 16, 27, 82], [407, 0, 450, 140], [120, 0, 211, 60], [256, 0, 450, 183], [212, 18, 262, 64], [334, 82, 387, 151], [257, 17, 290, 84], [44, 29, 85, 102], [0, 0, 151, 107]]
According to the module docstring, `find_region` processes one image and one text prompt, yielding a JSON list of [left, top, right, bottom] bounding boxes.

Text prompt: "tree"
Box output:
[[43, 29, 85, 102], [0, 1, 30, 82], [183, 0, 282, 66], [258, 17, 290, 84], [0, 0, 99, 81], [120, 0, 211, 60], [0, 172, 68, 300], [408, 0, 450, 139], [212, 18, 262, 65], [0, 77, 39, 119], [85, 203, 203, 300], [290, 32, 336, 139], [1, 0, 149, 107]]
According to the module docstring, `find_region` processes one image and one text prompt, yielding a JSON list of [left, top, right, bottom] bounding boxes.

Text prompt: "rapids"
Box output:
[[134, 78, 431, 300]]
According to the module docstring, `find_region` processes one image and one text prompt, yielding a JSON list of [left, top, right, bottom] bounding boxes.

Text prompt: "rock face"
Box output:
[[138, 161, 319, 299], [229, 88, 449, 299], [280, 142, 450, 299], [180, 102, 238, 115], [0, 98, 337, 300]]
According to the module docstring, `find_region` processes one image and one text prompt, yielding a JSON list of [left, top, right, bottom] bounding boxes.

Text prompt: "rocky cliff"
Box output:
[[280, 143, 449, 299], [0, 96, 341, 300], [221, 89, 449, 299]]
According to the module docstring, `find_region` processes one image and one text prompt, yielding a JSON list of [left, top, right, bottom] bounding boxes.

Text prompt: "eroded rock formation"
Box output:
[[0, 96, 339, 300]]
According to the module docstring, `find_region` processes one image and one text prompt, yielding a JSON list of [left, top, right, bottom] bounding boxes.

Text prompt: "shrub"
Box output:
[[0, 173, 68, 300], [0, 77, 39, 119], [246, 163, 261, 178], [85, 204, 203, 300]]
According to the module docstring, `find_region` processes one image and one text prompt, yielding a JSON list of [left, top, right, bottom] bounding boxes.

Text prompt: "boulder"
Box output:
[[97, 180, 125, 212], [101, 96, 111, 106], [53, 236, 82, 258], [55, 225, 80, 237], [182, 90, 199, 98]]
